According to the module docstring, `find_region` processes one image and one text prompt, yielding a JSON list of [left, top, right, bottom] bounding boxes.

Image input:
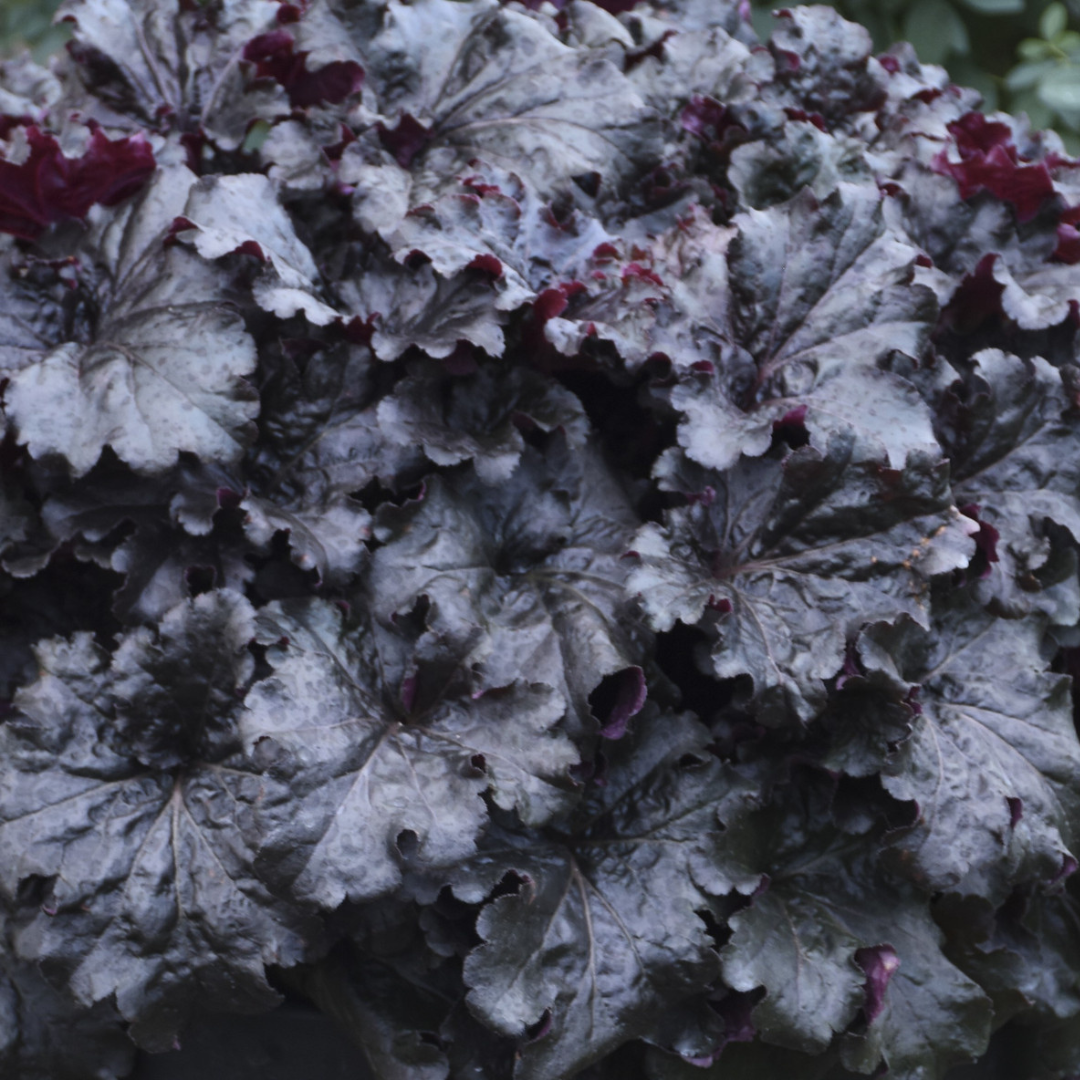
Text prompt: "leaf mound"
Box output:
[[3, 0, 1080, 1077]]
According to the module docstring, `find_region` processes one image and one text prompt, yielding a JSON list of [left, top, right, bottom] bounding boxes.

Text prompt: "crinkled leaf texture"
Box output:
[[444, 711, 760, 1080], [6, 166, 259, 476], [719, 800, 992, 1078], [172, 172, 339, 325], [628, 440, 975, 722], [666, 183, 939, 471], [864, 594, 1080, 902], [365, 0, 661, 199], [370, 435, 650, 735], [944, 349, 1080, 622], [0, 592, 319, 1051], [57, 0, 284, 147], [0, 908, 135, 1080], [3, 0, 1080, 1074], [241, 598, 579, 908], [376, 361, 589, 484]]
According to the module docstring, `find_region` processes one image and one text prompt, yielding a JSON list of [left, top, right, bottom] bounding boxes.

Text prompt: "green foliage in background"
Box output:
[[749, 0, 1080, 150], [0, 0, 67, 62], [3, 0, 1080, 151]]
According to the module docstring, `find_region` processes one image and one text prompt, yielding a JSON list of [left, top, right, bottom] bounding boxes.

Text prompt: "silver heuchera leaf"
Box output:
[[25, 459, 253, 623], [666, 183, 939, 471], [56, 0, 286, 147], [340, 245, 507, 360], [450, 712, 760, 1080], [864, 594, 1080, 903], [0, 592, 318, 1051], [366, 0, 662, 200], [718, 810, 992, 1075], [370, 435, 649, 735], [240, 493, 372, 588], [627, 24, 754, 117], [934, 886, 1080, 1034], [6, 167, 259, 476], [728, 120, 873, 209], [240, 598, 579, 908], [0, 907, 136, 1080], [173, 173, 339, 325], [765, 7, 884, 120], [285, 948, 451, 1080], [0, 249, 73, 377], [376, 361, 589, 484], [945, 349, 1080, 623], [627, 440, 975, 723], [248, 339, 425, 541], [374, 160, 613, 314]]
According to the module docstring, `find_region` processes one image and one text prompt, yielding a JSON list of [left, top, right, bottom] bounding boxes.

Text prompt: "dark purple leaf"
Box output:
[[931, 113, 1055, 223], [0, 126, 155, 240], [244, 30, 363, 108]]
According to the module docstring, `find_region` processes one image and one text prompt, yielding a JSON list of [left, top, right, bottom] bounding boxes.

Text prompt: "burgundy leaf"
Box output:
[[595, 665, 647, 739], [0, 126, 155, 240], [1055, 205, 1080, 263], [931, 113, 1054, 222], [244, 31, 363, 108], [377, 114, 433, 168], [854, 945, 900, 1024]]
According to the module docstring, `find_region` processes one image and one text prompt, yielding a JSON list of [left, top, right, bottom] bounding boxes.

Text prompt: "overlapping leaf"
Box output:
[[376, 360, 589, 483], [0, 592, 316, 1050], [370, 434, 650, 734], [863, 594, 1080, 901], [6, 166, 259, 476], [172, 172, 339, 325], [338, 243, 508, 360], [943, 348, 1080, 621], [665, 183, 939, 471], [0, 0, 1078, 1074], [936, 887, 1080, 1027], [11, 457, 252, 623], [373, 160, 614, 315], [627, 439, 975, 722], [240, 598, 578, 908], [0, 248, 76, 376], [245, 338, 421, 580], [718, 795, 992, 1078], [364, 0, 661, 200], [0, 910, 136, 1080], [57, 0, 285, 146], [447, 711, 759, 1080]]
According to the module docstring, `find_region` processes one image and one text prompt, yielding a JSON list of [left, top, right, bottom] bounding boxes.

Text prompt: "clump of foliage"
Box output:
[[748, 0, 1080, 149], [3, 2, 1080, 1078]]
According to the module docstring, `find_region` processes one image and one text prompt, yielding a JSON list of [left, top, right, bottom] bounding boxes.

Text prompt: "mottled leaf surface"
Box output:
[[0, 905, 135, 1080], [0, 593, 315, 1050], [453, 713, 759, 1080], [667, 184, 938, 471], [365, 0, 661, 199], [174, 172, 338, 324], [377, 361, 588, 484], [57, 0, 284, 146], [944, 349, 1080, 620], [628, 441, 974, 721], [241, 598, 578, 908], [6, 167, 259, 476], [371, 435, 648, 733], [719, 797, 992, 1077], [865, 596, 1080, 900]]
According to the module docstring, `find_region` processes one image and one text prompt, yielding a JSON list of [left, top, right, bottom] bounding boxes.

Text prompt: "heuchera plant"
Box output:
[[4, 1, 1080, 1077]]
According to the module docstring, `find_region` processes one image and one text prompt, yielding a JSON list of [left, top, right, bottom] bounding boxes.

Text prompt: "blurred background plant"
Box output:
[[0, 0, 68, 63], [745, 0, 1080, 152], [2, 0, 1080, 147]]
